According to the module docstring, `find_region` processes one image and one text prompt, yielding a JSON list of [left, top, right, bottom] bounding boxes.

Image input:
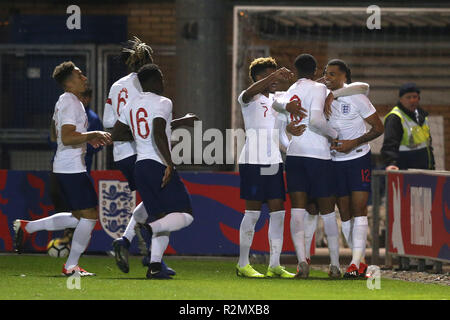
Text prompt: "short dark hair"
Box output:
[[327, 59, 352, 84], [248, 57, 277, 82], [137, 64, 162, 85], [52, 61, 75, 87], [294, 54, 317, 77]]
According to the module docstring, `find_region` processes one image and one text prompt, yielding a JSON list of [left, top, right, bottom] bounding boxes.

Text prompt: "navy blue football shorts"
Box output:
[[285, 156, 336, 198], [115, 154, 137, 191], [334, 151, 372, 197], [134, 159, 192, 219], [239, 163, 286, 202], [54, 172, 98, 211]]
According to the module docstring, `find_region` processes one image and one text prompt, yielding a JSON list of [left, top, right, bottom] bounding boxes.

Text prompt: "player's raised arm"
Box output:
[[241, 67, 293, 104], [309, 84, 338, 140], [171, 113, 200, 129], [272, 95, 308, 119], [324, 83, 370, 118], [332, 82, 369, 98]]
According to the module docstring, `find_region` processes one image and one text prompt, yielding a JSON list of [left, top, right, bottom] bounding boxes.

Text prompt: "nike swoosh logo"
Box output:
[[150, 270, 160, 275]]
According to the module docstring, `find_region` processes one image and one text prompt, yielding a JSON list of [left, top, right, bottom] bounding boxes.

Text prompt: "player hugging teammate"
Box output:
[[237, 54, 383, 279]]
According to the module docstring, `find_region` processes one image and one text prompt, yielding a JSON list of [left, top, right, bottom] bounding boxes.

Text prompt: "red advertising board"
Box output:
[[387, 170, 450, 262], [0, 170, 315, 257]]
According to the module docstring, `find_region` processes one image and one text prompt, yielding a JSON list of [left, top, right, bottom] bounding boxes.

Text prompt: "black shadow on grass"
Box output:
[[95, 277, 149, 280]]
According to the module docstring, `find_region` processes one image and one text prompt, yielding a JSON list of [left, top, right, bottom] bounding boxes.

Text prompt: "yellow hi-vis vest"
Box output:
[[384, 106, 431, 151]]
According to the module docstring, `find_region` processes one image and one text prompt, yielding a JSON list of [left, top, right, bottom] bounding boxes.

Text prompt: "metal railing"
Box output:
[[371, 169, 388, 266]]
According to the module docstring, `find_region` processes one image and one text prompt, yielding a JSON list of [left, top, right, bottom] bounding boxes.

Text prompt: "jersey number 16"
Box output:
[[130, 108, 150, 139]]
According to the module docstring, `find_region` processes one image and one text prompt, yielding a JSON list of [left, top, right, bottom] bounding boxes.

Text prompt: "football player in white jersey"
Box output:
[[325, 59, 384, 278], [236, 57, 306, 278], [272, 54, 343, 279], [14, 61, 112, 276], [112, 64, 194, 279], [103, 37, 197, 275], [281, 73, 370, 270]]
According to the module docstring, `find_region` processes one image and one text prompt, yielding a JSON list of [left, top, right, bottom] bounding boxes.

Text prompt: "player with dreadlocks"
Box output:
[[103, 36, 198, 276]]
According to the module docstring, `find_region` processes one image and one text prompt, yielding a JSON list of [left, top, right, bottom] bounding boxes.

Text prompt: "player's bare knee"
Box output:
[[246, 200, 262, 211], [340, 211, 352, 222], [352, 208, 367, 217], [317, 198, 335, 215], [71, 211, 82, 220], [290, 193, 308, 208], [268, 199, 284, 212], [76, 208, 98, 220], [305, 202, 319, 215]]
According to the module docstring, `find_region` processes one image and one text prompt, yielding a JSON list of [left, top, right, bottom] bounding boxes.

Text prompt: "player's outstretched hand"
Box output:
[[330, 139, 357, 153], [286, 100, 307, 119], [92, 131, 113, 146], [88, 140, 102, 149], [324, 92, 334, 119], [182, 113, 200, 127], [286, 122, 306, 136], [161, 165, 174, 188], [274, 67, 295, 81]]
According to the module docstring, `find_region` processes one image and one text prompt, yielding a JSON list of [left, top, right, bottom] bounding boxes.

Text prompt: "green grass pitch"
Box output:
[[0, 255, 448, 300]]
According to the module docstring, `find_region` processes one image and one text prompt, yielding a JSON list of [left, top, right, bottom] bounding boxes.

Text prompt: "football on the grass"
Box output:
[[47, 238, 70, 258]]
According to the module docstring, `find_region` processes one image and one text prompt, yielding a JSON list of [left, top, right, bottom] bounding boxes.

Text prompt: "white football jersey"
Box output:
[[276, 78, 331, 160], [52, 92, 88, 173], [103, 72, 141, 162], [119, 92, 173, 165], [237, 91, 282, 164], [328, 91, 376, 161]]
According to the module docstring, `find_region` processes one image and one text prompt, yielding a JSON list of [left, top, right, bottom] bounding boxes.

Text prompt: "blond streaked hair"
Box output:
[[249, 57, 277, 82], [122, 36, 154, 72]]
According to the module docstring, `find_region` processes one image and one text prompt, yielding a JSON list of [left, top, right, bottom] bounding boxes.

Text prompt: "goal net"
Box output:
[[232, 6, 450, 170]]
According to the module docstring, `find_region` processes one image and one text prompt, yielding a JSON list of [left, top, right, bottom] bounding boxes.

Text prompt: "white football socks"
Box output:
[[148, 212, 193, 234], [350, 216, 368, 267], [122, 215, 137, 242], [25, 212, 79, 233], [150, 232, 170, 263], [322, 211, 340, 267], [132, 202, 148, 224], [268, 210, 285, 268], [238, 210, 261, 268], [290, 208, 307, 264], [65, 218, 97, 270], [341, 218, 353, 249], [304, 212, 319, 260]]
